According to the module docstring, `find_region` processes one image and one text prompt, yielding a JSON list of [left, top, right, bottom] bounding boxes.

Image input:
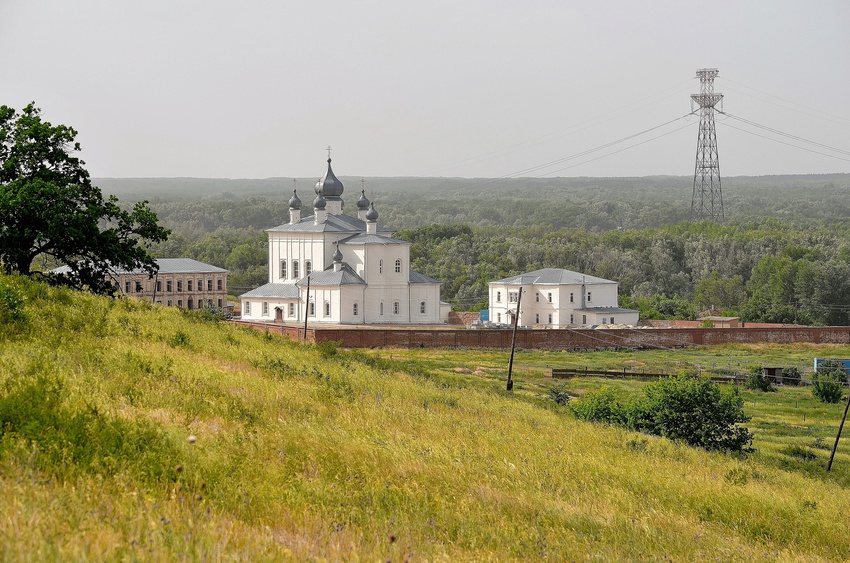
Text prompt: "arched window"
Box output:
[[380, 302, 384, 316], [292, 260, 300, 279], [379, 259, 383, 274], [394, 259, 401, 273], [353, 302, 359, 316], [305, 261, 312, 276], [324, 301, 330, 317]]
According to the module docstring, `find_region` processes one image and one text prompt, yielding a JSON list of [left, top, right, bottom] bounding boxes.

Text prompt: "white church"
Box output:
[[240, 156, 450, 325]]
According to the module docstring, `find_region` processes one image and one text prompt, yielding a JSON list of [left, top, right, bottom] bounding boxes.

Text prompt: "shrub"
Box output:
[[744, 365, 775, 392], [548, 383, 572, 406], [812, 360, 847, 403], [571, 387, 624, 424], [0, 280, 26, 324], [625, 374, 753, 453], [781, 366, 801, 386]]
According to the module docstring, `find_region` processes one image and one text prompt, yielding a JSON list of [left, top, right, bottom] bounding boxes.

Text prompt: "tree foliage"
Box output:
[[572, 374, 753, 453], [812, 359, 847, 403], [0, 103, 169, 294]]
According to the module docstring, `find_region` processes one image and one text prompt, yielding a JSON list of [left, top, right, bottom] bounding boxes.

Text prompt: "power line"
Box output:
[[719, 111, 850, 157]]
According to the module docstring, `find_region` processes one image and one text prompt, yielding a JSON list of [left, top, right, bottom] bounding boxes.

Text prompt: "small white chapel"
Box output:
[[240, 155, 449, 325]]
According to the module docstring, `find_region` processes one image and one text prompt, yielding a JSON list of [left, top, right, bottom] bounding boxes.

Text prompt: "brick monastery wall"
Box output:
[[229, 321, 850, 350]]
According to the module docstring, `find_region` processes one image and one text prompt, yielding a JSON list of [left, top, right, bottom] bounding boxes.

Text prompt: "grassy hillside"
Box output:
[[2, 275, 850, 561]]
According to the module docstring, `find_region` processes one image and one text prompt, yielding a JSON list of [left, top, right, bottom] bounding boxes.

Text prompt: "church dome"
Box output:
[[288, 189, 302, 210], [313, 192, 327, 210], [365, 202, 379, 222], [356, 189, 370, 210], [332, 244, 343, 263], [315, 157, 344, 199]]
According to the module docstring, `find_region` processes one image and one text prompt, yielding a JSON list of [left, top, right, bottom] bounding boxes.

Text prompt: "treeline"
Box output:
[[396, 221, 850, 325], [134, 173, 850, 324]]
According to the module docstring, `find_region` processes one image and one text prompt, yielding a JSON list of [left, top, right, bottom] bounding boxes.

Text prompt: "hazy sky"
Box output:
[[2, 1, 848, 179]]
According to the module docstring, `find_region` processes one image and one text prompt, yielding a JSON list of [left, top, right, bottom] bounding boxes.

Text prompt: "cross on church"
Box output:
[[326, 145, 332, 160]]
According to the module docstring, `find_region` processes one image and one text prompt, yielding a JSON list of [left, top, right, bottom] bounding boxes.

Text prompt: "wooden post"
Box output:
[[506, 287, 523, 391], [827, 388, 850, 471]]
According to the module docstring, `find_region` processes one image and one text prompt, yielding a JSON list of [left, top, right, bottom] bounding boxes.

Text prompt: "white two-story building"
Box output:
[[489, 268, 639, 327], [240, 156, 449, 325]]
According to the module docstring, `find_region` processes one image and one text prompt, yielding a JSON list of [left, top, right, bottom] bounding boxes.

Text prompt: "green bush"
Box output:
[[781, 366, 801, 386], [547, 383, 572, 406], [0, 280, 26, 324], [573, 374, 753, 453], [744, 365, 775, 392], [570, 387, 624, 424], [812, 360, 847, 403], [626, 374, 753, 453]]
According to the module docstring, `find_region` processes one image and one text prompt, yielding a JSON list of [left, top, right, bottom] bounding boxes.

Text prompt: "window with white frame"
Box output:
[[420, 301, 426, 314], [535, 293, 539, 302], [497, 313, 501, 323], [187, 280, 193, 291], [166, 280, 172, 292], [570, 314, 574, 324], [611, 316, 614, 324], [217, 279, 223, 291], [262, 302, 269, 316], [288, 303, 295, 316], [393, 301, 399, 315], [305, 261, 312, 276], [496, 291, 502, 303], [280, 260, 287, 279], [547, 292, 552, 303], [548, 313, 553, 324], [535, 313, 539, 323], [353, 302, 359, 316], [508, 292, 518, 303], [309, 302, 315, 316], [587, 292, 592, 302], [380, 302, 384, 316], [177, 280, 182, 292], [582, 314, 587, 324], [570, 292, 574, 303], [207, 280, 213, 291], [379, 259, 383, 274], [324, 301, 330, 317], [395, 259, 401, 273], [292, 261, 299, 279]]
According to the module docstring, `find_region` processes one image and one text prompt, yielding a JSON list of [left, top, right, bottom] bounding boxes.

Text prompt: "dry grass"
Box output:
[[1, 274, 850, 560]]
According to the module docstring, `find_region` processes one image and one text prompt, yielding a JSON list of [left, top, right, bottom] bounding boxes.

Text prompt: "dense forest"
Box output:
[[95, 173, 850, 325]]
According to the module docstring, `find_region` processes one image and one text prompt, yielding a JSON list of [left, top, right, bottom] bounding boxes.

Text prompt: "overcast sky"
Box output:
[[2, 1, 848, 180]]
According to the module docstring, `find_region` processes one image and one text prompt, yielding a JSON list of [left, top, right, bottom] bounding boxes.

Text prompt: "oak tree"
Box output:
[[0, 103, 169, 294]]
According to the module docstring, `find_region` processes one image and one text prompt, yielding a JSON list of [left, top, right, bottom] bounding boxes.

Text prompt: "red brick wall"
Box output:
[[228, 321, 850, 350]]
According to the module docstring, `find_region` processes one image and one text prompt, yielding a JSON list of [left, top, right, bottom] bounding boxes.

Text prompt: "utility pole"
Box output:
[[302, 275, 310, 342], [507, 287, 523, 391], [690, 68, 724, 222]]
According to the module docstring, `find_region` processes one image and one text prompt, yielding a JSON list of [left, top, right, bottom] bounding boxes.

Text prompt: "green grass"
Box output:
[[2, 273, 850, 560]]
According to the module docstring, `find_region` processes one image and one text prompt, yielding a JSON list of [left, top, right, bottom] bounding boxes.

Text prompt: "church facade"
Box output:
[[240, 157, 448, 325]]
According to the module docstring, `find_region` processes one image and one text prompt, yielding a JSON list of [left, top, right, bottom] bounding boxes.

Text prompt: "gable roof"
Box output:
[[491, 268, 616, 286], [341, 233, 407, 246], [409, 270, 441, 284], [297, 264, 366, 287], [267, 213, 393, 235], [239, 283, 300, 299], [52, 258, 227, 276]]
